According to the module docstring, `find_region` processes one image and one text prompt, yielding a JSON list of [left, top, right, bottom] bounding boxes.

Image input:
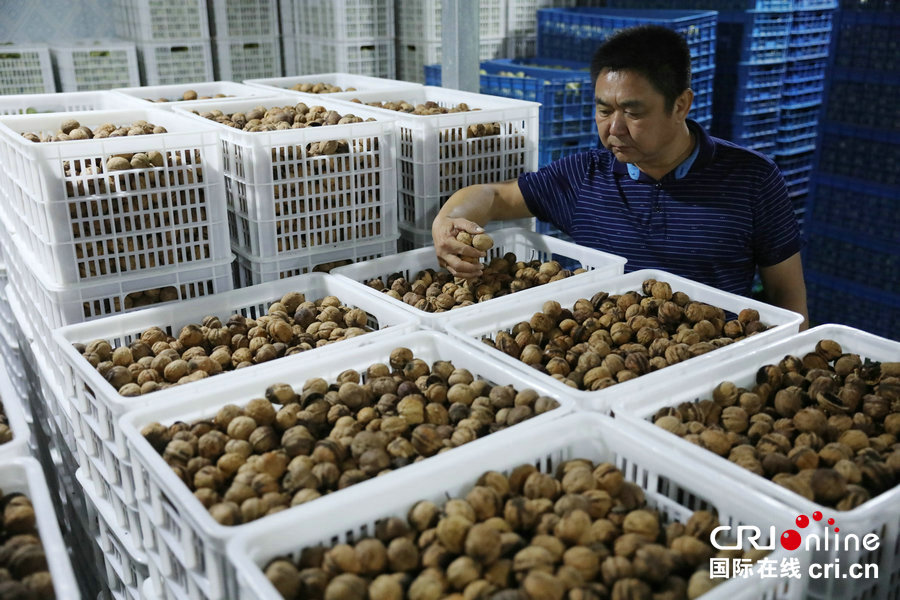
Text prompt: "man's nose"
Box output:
[[608, 112, 627, 137]]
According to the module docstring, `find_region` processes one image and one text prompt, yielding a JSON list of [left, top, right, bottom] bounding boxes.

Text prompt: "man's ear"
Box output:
[[674, 88, 694, 121]]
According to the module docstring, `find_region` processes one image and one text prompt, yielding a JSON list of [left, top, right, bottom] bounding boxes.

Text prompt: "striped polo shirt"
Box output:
[[519, 120, 802, 296]]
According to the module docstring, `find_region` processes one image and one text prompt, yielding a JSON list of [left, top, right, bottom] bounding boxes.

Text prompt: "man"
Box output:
[[432, 25, 809, 328]]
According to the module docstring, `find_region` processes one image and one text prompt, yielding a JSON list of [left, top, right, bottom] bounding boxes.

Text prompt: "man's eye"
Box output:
[[625, 111, 640, 118], [596, 109, 611, 117]]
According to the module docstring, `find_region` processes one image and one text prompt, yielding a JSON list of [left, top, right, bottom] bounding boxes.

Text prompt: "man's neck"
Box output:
[[634, 125, 695, 181]]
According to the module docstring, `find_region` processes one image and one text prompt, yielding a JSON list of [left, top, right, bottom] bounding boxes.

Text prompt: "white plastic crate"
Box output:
[[0, 43, 55, 95], [0, 352, 30, 460], [120, 329, 575, 600], [280, 35, 297, 76], [52, 271, 419, 503], [115, 0, 211, 41], [172, 95, 399, 259], [1, 227, 233, 358], [0, 91, 133, 116], [292, 0, 394, 40], [111, 81, 273, 108], [0, 107, 229, 286], [507, 0, 578, 35], [396, 37, 507, 83], [290, 36, 396, 78], [0, 280, 30, 410], [396, 0, 505, 40], [444, 268, 805, 411], [0, 457, 80, 599], [142, 576, 161, 600], [209, 0, 280, 37], [228, 412, 809, 600], [137, 41, 214, 86], [243, 72, 421, 96], [78, 468, 149, 600], [334, 227, 626, 331], [231, 237, 399, 287], [213, 37, 282, 82], [334, 86, 539, 228], [50, 40, 140, 92], [614, 324, 900, 600]]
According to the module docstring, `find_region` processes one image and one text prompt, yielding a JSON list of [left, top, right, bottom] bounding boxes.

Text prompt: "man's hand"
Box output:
[[432, 216, 486, 278]]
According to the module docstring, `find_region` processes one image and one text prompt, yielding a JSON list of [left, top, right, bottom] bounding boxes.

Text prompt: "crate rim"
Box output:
[[111, 80, 274, 104], [119, 329, 577, 544], [537, 6, 718, 22], [226, 411, 808, 600]]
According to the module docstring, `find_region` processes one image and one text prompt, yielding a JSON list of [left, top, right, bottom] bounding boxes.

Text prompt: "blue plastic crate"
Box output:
[[783, 59, 826, 86], [719, 111, 780, 140], [794, 0, 837, 8], [778, 104, 820, 130], [538, 132, 599, 167], [804, 229, 900, 301], [425, 58, 597, 138], [776, 148, 814, 174], [774, 132, 817, 155], [818, 126, 900, 187], [825, 78, 900, 131], [536, 8, 717, 72], [480, 58, 596, 138], [790, 8, 835, 33], [805, 271, 900, 341], [808, 174, 900, 244], [833, 10, 900, 73], [779, 87, 824, 108]]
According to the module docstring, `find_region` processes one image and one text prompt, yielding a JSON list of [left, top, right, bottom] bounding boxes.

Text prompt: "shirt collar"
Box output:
[[611, 119, 713, 181]]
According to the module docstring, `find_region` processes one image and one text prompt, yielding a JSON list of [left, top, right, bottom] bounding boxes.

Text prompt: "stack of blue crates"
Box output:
[[803, 4, 900, 340], [534, 7, 717, 133], [424, 57, 600, 168], [773, 1, 837, 224]]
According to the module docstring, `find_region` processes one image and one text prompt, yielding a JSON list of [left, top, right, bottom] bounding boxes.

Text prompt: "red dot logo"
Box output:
[[781, 529, 802, 551], [812, 511, 823, 521], [828, 518, 835, 525], [835, 528, 840, 532], [796, 515, 809, 528]]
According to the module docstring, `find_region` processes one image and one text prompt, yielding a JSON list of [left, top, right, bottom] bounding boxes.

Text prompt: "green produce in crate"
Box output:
[[0, 490, 54, 598], [261, 460, 768, 600], [140, 351, 559, 528], [653, 339, 900, 511], [480, 278, 769, 392], [75, 291, 375, 397]]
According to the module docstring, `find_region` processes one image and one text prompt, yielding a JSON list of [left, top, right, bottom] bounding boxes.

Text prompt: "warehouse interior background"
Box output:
[[0, 1, 897, 599]]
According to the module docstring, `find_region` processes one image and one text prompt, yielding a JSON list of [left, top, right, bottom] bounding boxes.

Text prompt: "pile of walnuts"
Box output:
[[262, 460, 760, 600], [191, 103, 372, 135], [290, 82, 355, 94], [147, 90, 231, 102], [141, 350, 559, 527], [0, 490, 54, 599], [366, 235, 585, 312], [76, 291, 374, 396], [482, 278, 769, 392], [347, 98, 501, 139], [20, 118, 167, 143], [654, 339, 900, 510]]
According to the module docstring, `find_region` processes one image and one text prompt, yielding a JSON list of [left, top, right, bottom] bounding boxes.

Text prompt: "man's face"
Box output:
[[594, 68, 686, 167]]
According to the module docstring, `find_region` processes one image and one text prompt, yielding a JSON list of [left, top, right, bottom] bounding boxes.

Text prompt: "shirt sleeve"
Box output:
[[517, 152, 591, 234], [752, 164, 803, 267]]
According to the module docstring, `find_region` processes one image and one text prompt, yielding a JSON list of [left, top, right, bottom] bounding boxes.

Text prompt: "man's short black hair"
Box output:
[[590, 25, 692, 113]]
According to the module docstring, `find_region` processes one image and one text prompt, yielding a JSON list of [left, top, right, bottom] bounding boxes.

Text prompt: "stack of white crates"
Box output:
[[505, 0, 579, 58], [0, 44, 55, 94], [49, 39, 141, 92], [208, 0, 283, 81], [395, 0, 508, 82], [172, 94, 400, 286], [0, 95, 234, 597], [113, 0, 214, 85], [280, 0, 396, 77]]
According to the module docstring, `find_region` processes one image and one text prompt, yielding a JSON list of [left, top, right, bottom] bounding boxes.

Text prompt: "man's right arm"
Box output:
[[431, 180, 534, 277]]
